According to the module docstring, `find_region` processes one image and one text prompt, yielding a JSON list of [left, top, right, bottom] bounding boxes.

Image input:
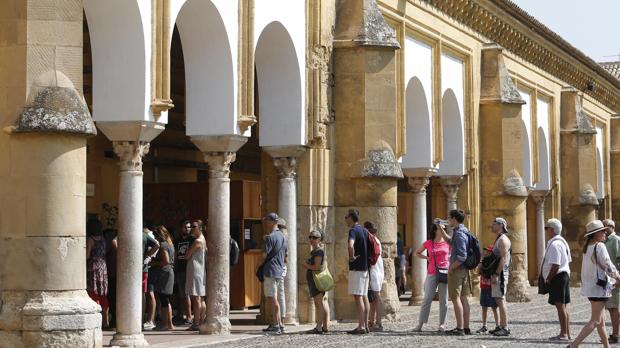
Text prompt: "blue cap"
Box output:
[[263, 212, 279, 222]]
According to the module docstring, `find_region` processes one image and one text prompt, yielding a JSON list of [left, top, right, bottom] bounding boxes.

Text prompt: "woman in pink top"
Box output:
[[413, 224, 450, 332]]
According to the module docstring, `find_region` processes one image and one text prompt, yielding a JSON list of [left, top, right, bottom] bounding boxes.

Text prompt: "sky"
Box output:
[[510, 0, 620, 63]]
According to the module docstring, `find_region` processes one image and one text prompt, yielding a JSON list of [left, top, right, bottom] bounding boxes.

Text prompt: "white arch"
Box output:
[[536, 127, 551, 190], [401, 77, 433, 170], [174, 0, 236, 136], [521, 121, 532, 187], [255, 21, 304, 147], [437, 89, 465, 176], [84, 0, 151, 122], [597, 148, 605, 199]]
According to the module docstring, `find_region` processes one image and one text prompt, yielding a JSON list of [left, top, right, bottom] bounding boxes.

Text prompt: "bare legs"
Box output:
[[608, 307, 619, 339], [495, 298, 508, 328], [481, 306, 498, 327], [313, 293, 329, 331], [189, 295, 201, 328], [555, 302, 571, 339], [452, 295, 469, 329], [267, 295, 282, 327], [353, 295, 369, 331], [368, 291, 384, 329], [571, 300, 609, 348]]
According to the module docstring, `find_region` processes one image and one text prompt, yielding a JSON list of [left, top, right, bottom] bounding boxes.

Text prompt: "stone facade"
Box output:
[[1, 0, 619, 346]]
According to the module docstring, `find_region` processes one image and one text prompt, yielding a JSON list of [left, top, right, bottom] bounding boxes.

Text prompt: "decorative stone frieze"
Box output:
[[204, 152, 236, 179], [440, 175, 463, 212], [503, 169, 529, 197], [334, 0, 400, 48], [357, 145, 404, 179], [407, 176, 430, 195], [113, 141, 150, 172], [273, 157, 298, 179]]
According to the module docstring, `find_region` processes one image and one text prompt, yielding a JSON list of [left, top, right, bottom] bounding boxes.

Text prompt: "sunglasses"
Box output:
[[191, 225, 199, 229], [308, 236, 319, 240]]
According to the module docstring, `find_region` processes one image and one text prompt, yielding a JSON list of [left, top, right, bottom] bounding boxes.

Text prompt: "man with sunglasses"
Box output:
[[346, 209, 370, 335]]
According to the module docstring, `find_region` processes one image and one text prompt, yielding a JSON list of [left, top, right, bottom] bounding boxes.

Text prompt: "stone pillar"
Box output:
[[479, 44, 530, 302], [611, 116, 620, 221], [332, 0, 403, 320], [109, 141, 151, 347], [0, 2, 101, 346], [192, 135, 247, 334], [265, 146, 306, 325], [531, 191, 550, 276], [406, 172, 433, 306], [559, 88, 599, 284], [440, 176, 463, 214]]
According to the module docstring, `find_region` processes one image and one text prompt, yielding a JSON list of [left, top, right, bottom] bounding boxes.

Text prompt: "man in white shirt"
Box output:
[[542, 218, 572, 341]]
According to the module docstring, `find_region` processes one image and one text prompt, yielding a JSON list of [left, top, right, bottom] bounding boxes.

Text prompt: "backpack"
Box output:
[[367, 230, 381, 266], [480, 253, 500, 278], [230, 238, 240, 266], [464, 232, 482, 270]]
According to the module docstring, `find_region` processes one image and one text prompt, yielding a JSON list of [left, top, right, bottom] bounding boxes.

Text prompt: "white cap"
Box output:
[[545, 218, 562, 235]]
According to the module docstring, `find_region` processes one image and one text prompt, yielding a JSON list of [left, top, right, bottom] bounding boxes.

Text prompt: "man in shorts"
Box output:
[[490, 217, 511, 337], [261, 213, 288, 335], [346, 209, 370, 335], [543, 218, 571, 341], [604, 219, 620, 342], [443, 209, 471, 336]]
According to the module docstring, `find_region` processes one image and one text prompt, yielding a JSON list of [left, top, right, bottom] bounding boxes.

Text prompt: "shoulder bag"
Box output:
[[312, 251, 334, 292], [256, 238, 284, 283]]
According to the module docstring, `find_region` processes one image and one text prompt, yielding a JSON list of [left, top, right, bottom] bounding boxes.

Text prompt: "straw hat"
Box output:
[[584, 219, 608, 238]]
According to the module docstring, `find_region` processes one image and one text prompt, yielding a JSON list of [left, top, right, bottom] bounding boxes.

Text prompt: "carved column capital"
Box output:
[[531, 190, 550, 209], [407, 176, 431, 194], [113, 141, 150, 172], [204, 152, 236, 179], [273, 157, 298, 179], [440, 176, 464, 201]]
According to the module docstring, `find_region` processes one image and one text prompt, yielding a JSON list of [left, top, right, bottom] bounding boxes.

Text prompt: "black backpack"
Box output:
[[464, 232, 482, 270], [230, 238, 240, 266]]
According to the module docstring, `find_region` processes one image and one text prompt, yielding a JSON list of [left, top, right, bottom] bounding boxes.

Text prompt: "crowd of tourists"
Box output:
[[85, 208, 620, 347]]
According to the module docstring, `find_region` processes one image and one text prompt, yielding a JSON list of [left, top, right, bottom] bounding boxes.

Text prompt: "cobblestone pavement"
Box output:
[[215, 288, 605, 348]]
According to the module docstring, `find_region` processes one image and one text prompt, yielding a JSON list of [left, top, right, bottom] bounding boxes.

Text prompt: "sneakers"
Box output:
[[488, 326, 501, 334], [279, 325, 286, 333], [476, 326, 488, 334], [263, 325, 282, 335], [492, 327, 510, 336], [143, 321, 155, 330], [464, 328, 472, 335], [446, 328, 465, 336], [438, 324, 446, 332]]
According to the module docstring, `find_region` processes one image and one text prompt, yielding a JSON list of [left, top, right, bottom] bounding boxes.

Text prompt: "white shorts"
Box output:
[[348, 271, 369, 296], [264, 276, 283, 298]]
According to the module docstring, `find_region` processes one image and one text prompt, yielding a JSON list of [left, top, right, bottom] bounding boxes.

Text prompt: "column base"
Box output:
[[408, 295, 423, 306], [506, 254, 531, 303], [109, 333, 148, 347], [200, 318, 231, 335], [283, 316, 299, 325]]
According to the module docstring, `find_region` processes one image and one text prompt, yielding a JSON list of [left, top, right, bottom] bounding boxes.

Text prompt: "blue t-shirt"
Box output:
[[263, 230, 288, 279], [348, 224, 369, 271]]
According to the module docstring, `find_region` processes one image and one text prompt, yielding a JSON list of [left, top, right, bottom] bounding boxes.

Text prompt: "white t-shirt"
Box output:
[[542, 238, 571, 279]]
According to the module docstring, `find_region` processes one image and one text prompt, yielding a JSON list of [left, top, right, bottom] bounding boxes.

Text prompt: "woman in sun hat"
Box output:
[[568, 220, 620, 348]]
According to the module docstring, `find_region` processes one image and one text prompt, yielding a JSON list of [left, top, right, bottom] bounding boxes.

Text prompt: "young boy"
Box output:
[[477, 245, 499, 334]]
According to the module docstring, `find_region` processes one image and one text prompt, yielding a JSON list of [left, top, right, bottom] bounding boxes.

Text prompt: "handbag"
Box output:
[[312, 261, 335, 292], [594, 243, 610, 288], [432, 241, 448, 283], [537, 258, 548, 295]]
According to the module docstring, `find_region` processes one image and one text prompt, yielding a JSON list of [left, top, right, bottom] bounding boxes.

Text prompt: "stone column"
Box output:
[[479, 44, 530, 302], [440, 176, 463, 214], [559, 88, 599, 284], [332, 0, 403, 320], [406, 173, 433, 305], [531, 191, 550, 276], [266, 146, 306, 325], [192, 135, 247, 334], [110, 141, 151, 347]]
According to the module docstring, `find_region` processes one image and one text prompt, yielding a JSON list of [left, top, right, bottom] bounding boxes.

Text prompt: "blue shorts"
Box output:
[[480, 287, 497, 308]]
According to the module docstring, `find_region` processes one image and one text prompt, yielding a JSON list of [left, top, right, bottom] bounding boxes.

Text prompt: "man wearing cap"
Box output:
[[261, 213, 288, 334], [604, 219, 620, 343], [490, 217, 511, 337], [346, 208, 370, 334], [542, 218, 572, 341]]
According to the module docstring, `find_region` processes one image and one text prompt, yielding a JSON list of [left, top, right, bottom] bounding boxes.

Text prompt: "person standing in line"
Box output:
[[569, 220, 620, 348], [489, 217, 511, 337], [151, 225, 176, 331], [396, 233, 407, 295], [185, 220, 206, 331], [476, 245, 498, 334], [442, 209, 471, 336], [104, 228, 118, 329], [364, 221, 384, 332], [174, 219, 194, 325], [604, 219, 620, 343], [346, 209, 370, 335], [141, 223, 159, 330], [86, 219, 109, 328], [542, 218, 572, 341], [413, 224, 450, 332], [302, 229, 329, 334], [261, 213, 288, 335], [276, 217, 288, 324]]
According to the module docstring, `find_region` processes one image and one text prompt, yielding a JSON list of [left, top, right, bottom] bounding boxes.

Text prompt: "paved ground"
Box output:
[[106, 288, 607, 347]]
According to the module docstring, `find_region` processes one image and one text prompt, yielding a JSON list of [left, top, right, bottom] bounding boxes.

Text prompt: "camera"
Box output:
[[434, 218, 448, 226]]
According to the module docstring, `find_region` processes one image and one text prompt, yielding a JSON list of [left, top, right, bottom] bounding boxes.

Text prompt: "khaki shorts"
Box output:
[[607, 287, 620, 309], [264, 276, 283, 298], [448, 267, 471, 300]]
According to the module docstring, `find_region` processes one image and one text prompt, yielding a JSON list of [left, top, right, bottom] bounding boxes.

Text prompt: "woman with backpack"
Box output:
[[364, 221, 384, 332], [413, 223, 450, 332]]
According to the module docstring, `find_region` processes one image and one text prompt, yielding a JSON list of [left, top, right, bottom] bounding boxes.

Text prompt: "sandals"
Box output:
[[308, 328, 323, 334], [347, 328, 367, 335], [185, 325, 199, 331]]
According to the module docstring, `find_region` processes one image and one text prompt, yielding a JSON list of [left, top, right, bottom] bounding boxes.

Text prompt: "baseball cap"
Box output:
[[494, 217, 508, 233], [263, 212, 279, 222]]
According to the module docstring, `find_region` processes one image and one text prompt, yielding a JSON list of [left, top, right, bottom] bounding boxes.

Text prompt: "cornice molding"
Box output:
[[420, 0, 620, 113]]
